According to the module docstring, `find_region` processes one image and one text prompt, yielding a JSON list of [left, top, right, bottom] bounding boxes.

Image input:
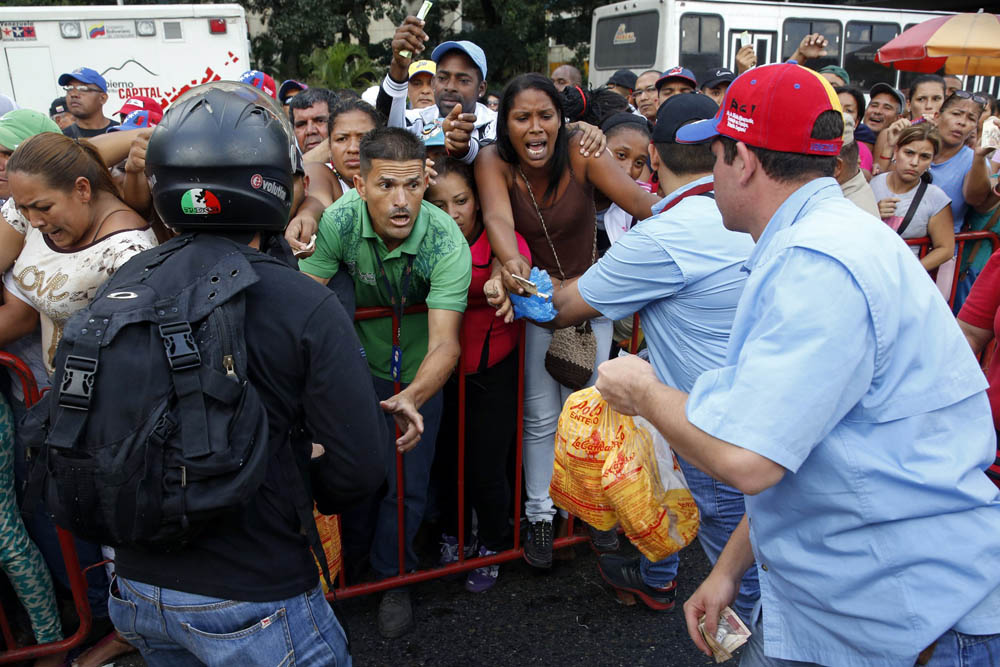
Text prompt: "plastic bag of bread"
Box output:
[[602, 415, 699, 561], [550, 386, 622, 530], [313, 508, 342, 593]]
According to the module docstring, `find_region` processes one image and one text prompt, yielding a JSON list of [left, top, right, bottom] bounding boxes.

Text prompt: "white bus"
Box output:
[[588, 1, 996, 95], [0, 4, 250, 118]]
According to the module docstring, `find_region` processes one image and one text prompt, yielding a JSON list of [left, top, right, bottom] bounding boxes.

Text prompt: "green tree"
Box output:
[[305, 42, 380, 90]]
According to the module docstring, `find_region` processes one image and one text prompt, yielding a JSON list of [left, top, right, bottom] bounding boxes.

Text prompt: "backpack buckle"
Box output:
[[59, 355, 98, 410], [159, 322, 201, 371]]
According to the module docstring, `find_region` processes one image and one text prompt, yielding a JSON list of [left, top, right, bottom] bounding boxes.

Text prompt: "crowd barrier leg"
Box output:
[[907, 231, 1000, 311], [0, 353, 91, 663]]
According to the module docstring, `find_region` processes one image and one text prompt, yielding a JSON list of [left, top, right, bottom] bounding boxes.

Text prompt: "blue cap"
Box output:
[[107, 109, 156, 132], [58, 67, 107, 92], [655, 66, 696, 90], [431, 41, 487, 81], [278, 79, 308, 104]]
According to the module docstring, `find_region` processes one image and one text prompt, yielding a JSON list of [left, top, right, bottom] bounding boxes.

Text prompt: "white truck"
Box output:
[[0, 3, 250, 118]]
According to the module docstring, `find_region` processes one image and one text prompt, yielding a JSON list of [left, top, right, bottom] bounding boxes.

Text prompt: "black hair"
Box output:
[[359, 127, 425, 175], [326, 98, 383, 138], [603, 116, 651, 142], [429, 156, 476, 193], [287, 88, 338, 123], [834, 85, 865, 124], [496, 73, 570, 200], [940, 91, 986, 115], [655, 143, 715, 176], [560, 86, 629, 126], [907, 74, 946, 101], [719, 110, 843, 182]]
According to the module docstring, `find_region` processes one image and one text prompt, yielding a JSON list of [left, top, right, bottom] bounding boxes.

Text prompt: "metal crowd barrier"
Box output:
[[906, 230, 1000, 310], [0, 352, 92, 663]]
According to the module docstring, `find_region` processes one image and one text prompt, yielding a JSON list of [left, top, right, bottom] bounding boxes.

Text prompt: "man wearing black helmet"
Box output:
[[108, 82, 387, 665]]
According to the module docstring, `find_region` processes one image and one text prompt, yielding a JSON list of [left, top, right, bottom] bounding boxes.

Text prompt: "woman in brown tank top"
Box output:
[[474, 73, 659, 570]]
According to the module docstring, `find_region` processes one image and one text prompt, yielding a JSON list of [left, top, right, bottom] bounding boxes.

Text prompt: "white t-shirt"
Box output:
[[2, 198, 157, 376], [870, 172, 951, 253]]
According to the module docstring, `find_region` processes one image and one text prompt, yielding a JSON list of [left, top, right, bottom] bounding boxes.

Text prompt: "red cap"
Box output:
[[239, 70, 277, 99], [676, 63, 844, 156], [115, 95, 164, 123]]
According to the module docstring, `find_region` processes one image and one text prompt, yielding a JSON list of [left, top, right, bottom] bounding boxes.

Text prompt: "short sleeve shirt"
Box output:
[[870, 173, 951, 249], [929, 145, 980, 233], [299, 189, 471, 383]]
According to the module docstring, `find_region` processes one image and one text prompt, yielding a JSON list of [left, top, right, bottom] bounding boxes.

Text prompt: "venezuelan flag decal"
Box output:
[[88, 23, 106, 38]]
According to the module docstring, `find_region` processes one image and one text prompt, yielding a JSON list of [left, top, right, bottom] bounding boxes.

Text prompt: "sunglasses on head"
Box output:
[[951, 90, 988, 106]]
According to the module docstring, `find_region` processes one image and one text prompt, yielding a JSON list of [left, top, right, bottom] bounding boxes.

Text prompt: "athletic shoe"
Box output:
[[465, 546, 499, 593], [524, 519, 553, 569], [597, 554, 677, 611], [588, 525, 620, 553], [377, 588, 414, 638]]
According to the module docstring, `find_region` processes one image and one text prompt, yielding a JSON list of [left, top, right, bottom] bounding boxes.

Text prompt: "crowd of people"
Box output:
[[0, 10, 998, 666]]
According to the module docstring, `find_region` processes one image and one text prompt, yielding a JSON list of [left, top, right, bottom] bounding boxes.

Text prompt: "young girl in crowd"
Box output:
[[871, 124, 954, 275], [426, 157, 528, 593], [1, 132, 157, 667], [475, 73, 659, 568], [598, 113, 653, 246], [907, 74, 947, 124]]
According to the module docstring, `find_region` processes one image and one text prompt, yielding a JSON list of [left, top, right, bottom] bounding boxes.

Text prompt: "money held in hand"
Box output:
[[698, 606, 751, 663]]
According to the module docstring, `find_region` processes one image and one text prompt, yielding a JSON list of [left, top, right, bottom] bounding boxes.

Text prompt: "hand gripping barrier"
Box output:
[[327, 305, 590, 600], [0, 352, 92, 663]]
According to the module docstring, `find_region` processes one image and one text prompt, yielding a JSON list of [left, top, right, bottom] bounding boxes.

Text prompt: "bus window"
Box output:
[[594, 11, 660, 70], [845, 21, 898, 90], [680, 14, 723, 74], [782, 19, 841, 70]]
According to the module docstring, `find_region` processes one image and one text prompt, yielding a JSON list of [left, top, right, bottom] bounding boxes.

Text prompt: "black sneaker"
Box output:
[[587, 524, 620, 554], [377, 588, 414, 638], [597, 554, 676, 611], [524, 520, 553, 569]]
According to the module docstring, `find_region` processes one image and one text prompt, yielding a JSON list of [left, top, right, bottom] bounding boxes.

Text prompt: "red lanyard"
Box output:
[[658, 181, 715, 213]]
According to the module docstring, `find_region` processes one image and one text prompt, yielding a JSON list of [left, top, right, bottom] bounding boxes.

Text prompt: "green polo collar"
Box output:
[[357, 192, 429, 259]]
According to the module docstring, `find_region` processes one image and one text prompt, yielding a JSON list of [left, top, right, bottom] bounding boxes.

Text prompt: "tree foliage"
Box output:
[[305, 42, 380, 91]]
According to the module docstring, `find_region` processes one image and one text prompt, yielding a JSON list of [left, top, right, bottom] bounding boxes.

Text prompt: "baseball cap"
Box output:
[[651, 93, 719, 144], [607, 69, 638, 91], [49, 97, 68, 117], [868, 82, 905, 113], [278, 79, 308, 104], [677, 63, 843, 156], [57, 67, 108, 92], [431, 41, 487, 81], [115, 96, 164, 123], [819, 65, 850, 85], [409, 60, 436, 80], [656, 66, 696, 91], [0, 109, 61, 151], [107, 109, 158, 132], [239, 70, 277, 99], [699, 67, 735, 90]]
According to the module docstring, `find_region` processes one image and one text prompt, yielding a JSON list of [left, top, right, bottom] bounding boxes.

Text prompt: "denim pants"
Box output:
[[739, 611, 1000, 667], [340, 377, 443, 579], [641, 455, 759, 624], [109, 577, 350, 667], [523, 318, 613, 523]]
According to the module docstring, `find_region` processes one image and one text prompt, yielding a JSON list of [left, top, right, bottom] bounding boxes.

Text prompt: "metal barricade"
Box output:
[[0, 352, 92, 663], [328, 305, 589, 601], [906, 230, 1000, 310]]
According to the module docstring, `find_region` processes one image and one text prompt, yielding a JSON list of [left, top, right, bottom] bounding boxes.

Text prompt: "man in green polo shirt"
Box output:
[[300, 126, 470, 638]]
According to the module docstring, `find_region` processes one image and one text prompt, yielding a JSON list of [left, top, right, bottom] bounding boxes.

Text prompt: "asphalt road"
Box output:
[[109, 537, 721, 667]]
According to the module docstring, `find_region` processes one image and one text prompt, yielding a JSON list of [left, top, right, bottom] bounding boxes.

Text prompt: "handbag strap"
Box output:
[[517, 165, 596, 283], [895, 178, 928, 237]]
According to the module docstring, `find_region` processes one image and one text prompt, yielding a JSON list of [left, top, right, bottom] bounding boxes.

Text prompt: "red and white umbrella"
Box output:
[[875, 12, 1000, 75]]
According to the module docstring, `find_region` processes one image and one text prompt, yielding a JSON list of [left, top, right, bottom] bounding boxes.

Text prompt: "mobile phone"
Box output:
[[400, 1, 433, 59]]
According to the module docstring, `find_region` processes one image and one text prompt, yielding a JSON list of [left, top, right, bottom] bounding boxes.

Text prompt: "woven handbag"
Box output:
[[517, 166, 598, 390]]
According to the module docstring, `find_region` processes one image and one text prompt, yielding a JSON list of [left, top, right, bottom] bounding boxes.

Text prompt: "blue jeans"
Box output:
[[641, 455, 759, 624], [109, 577, 350, 667], [340, 377, 443, 579], [522, 318, 614, 522], [740, 612, 1000, 666]]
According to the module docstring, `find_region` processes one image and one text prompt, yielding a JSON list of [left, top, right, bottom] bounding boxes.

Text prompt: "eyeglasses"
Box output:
[[951, 90, 988, 106], [63, 85, 102, 94]]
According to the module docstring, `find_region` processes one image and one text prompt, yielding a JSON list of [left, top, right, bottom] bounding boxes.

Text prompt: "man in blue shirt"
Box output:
[[597, 63, 1000, 666], [550, 93, 758, 619]]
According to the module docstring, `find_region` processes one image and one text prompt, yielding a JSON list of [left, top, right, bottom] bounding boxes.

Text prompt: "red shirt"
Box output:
[[460, 229, 531, 375]]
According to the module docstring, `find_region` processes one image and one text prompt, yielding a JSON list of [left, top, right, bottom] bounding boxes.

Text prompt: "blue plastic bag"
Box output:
[[510, 267, 558, 322]]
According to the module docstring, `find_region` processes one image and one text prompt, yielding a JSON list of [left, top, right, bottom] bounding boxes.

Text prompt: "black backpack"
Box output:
[[21, 233, 300, 552]]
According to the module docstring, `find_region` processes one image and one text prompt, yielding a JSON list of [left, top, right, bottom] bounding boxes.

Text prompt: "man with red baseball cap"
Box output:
[[595, 63, 1000, 666], [239, 70, 277, 99]]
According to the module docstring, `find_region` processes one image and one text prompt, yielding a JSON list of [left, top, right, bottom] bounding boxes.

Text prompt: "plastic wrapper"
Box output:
[[510, 267, 557, 322], [313, 508, 342, 592], [601, 415, 700, 562], [550, 387, 621, 529]]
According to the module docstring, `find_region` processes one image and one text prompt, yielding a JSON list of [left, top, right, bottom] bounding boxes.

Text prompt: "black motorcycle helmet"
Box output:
[[146, 81, 299, 232]]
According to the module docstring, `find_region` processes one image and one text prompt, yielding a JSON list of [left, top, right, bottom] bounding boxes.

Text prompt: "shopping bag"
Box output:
[[313, 508, 342, 593]]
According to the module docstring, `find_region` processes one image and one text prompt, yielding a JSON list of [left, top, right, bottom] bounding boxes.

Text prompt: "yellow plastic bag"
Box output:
[[549, 386, 624, 530], [313, 508, 342, 593], [601, 416, 700, 562]]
